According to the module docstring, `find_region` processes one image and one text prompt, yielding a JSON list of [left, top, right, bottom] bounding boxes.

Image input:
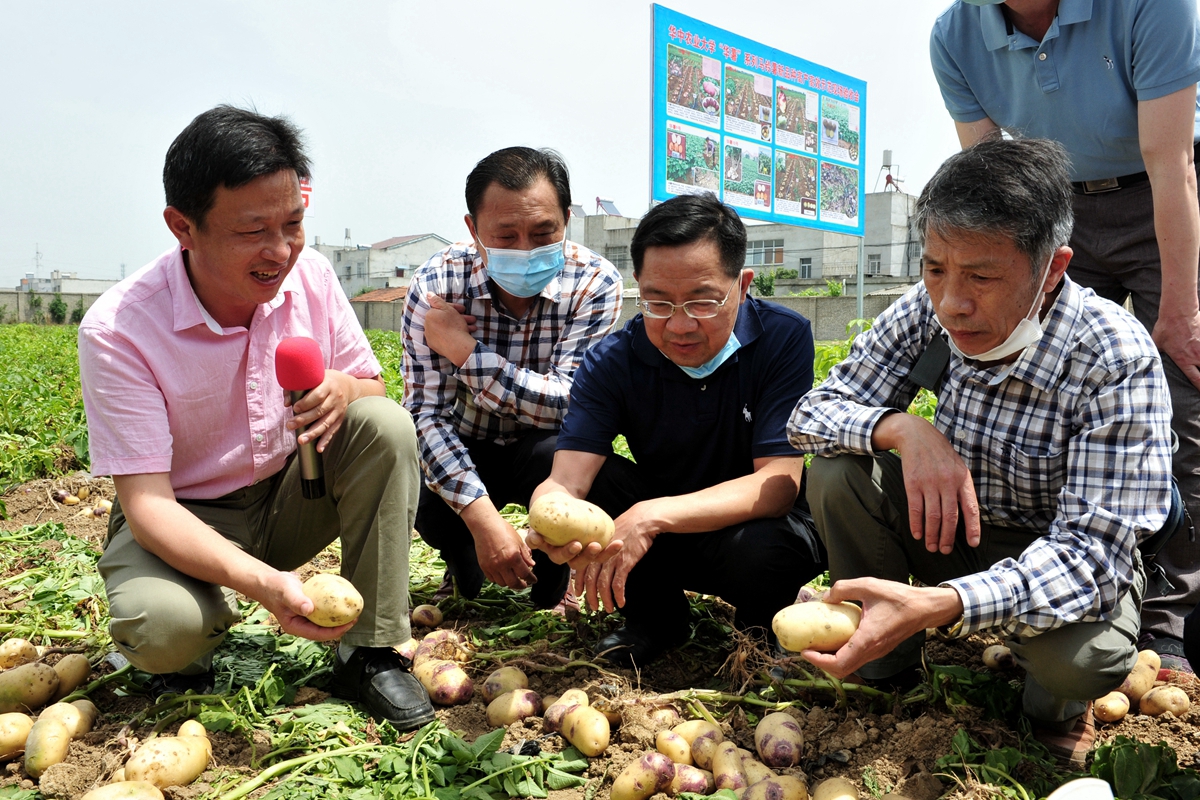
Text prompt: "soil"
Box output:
[[4, 477, 1200, 799]]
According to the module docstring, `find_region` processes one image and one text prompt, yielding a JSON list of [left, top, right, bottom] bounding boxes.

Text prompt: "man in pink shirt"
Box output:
[[78, 106, 434, 731]]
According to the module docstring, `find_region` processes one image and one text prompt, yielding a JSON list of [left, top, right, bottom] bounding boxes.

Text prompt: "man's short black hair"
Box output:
[[163, 105, 311, 228], [631, 194, 747, 278], [465, 147, 571, 222]]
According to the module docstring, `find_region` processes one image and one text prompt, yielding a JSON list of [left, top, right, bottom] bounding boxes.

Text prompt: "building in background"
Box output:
[[17, 270, 118, 294], [575, 190, 919, 289], [312, 232, 452, 297]]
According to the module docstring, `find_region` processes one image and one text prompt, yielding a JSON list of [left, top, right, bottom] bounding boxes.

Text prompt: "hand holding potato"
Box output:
[[801, 578, 963, 679], [578, 502, 662, 612], [258, 570, 356, 642]]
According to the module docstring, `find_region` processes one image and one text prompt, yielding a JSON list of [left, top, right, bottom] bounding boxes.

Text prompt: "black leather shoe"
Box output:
[[329, 647, 436, 731], [529, 555, 570, 610], [596, 623, 688, 668], [148, 670, 214, 697]]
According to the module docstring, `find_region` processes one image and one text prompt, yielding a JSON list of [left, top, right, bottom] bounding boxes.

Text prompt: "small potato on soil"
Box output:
[[0, 639, 38, 670], [739, 748, 775, 786], [773, 601, 861, 653], [124, 735, 213, 788], [0, 712, 33, 760], [1094, 691, 1130, 723], [648, 705, 682, 729], [982, 645, 1016, 670], [481, 666, 528, 703], [814, 776, 859, 800], [561, 705, 610, 757], [1140, 685, 1190, 717], [655, 729, 693, 765], [396, 638, 419, 661], [81, 782, 165, 800], [486, 689, 542, 727], [670, 764, 715, 795], [178, 720, 207, 738], [301, 574, 363, 627], [755, 711, 804, 768], [610, 751, 675, 800], [413, 659, 474, 706], [0, 662, 60, 714], [543, 689, 589, 734], [411, 604, 443, 628], [673, 719, 723, 770], [50, 653, 92, 702], [1117, 662, 1157, 703], [746, 776, 810, 800], [1137, 650, 1162, 672], [24, 717, 71, 778], [413, 630, 470, 666], [712, 741, 747, 791], [38, 699, 98, 738]]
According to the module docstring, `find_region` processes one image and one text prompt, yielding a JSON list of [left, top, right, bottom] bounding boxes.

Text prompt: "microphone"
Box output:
[[275, 337, 327, 499]]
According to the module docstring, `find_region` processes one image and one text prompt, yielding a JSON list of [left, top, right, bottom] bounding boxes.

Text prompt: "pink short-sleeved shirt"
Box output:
[[79, 246, 382, 499]]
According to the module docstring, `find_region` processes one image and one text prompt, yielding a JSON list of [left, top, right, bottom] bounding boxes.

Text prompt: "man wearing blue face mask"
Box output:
[[930, 0, 1200, 673], [525, 193, 827, 668], [401, 147, 622, 608], [788, 139, 1173, 767]]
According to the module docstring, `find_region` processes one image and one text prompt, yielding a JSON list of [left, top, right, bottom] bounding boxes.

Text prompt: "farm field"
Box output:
[[1, 323, 1198, 800]]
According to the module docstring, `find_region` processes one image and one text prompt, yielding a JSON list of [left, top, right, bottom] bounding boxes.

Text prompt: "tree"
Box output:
[[28, 291, 45, 325], [69, 296, 86, 324], [49, 293, 68, 324]]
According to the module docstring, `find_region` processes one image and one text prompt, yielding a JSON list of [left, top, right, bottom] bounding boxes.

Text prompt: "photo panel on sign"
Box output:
[[723, 136, 773, 213], [723, 64, 773, 143], [774, 150, 818, 220], [775, 82, 819, 155], [665, 120, 721, 197], [819, 97, 861, 165], [667, 44, 722, 129]]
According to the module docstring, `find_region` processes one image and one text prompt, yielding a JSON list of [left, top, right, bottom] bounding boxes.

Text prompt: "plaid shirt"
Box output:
[[788, 277, 1173, 638], [402, 241, 622, 512]]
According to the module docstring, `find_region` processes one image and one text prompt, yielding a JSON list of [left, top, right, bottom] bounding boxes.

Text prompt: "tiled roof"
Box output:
[[371, 235, 423, 250], [350, 287, 408, 303]]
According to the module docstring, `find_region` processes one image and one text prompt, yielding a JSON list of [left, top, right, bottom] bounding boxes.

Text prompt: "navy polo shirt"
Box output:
[[557, 296, 815, 501], [931, 0, 1200, 181]]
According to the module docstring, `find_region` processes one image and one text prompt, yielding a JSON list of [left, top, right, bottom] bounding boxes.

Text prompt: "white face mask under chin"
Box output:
[[940, 256, 1053, 364]]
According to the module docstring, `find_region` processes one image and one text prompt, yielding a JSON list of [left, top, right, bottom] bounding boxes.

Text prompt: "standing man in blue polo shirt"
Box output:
[[524, 193, 826, 668], [930, 0, 1200, 670]]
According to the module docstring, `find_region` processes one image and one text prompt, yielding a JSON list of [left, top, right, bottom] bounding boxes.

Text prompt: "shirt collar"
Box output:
[[165, 245, 303, 334], [980, 0, 1092, 51]]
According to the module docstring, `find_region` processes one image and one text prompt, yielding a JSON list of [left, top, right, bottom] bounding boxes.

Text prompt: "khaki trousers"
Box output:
[[807, 452, 1142, 725], [99, 396, 420, 675]]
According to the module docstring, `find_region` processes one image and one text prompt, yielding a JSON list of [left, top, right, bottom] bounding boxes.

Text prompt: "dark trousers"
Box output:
[[415, 430, 566, 604], [584, 455, 827, 636], [1069, 172, 1200, 640]]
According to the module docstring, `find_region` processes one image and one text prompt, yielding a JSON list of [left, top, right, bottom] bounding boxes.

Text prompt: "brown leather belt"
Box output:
[[1071, 142, 1200, 195]]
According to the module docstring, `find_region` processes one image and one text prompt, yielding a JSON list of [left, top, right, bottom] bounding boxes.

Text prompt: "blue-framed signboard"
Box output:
[[652, 4, 867, 235]]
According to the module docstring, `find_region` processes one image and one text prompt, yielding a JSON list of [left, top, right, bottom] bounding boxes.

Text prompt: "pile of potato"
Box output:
[[51, 486, 113, 519], [81, 720, 212, 800], [612, 709, 867, 800], [1094, 650, 1191, 723]]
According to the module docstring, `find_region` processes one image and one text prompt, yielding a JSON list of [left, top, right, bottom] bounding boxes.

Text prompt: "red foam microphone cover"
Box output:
[[275, 337, 326, 391]]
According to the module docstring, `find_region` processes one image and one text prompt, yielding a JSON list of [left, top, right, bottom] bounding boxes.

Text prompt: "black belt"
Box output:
[[1071, 142, 1200, 195]]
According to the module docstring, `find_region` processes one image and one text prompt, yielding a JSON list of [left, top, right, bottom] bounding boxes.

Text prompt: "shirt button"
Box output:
[[255, 434, 264, 443], [249, 381, 258, 390], [955, 429, 966, 440], [1038, 52, 1047, 61]]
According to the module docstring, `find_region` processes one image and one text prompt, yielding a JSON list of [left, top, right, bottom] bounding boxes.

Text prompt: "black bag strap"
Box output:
[[909, 331, 950, 392]]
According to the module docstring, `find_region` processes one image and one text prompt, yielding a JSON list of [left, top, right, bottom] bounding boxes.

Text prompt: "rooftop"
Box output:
[[350, 287, 408, 303]]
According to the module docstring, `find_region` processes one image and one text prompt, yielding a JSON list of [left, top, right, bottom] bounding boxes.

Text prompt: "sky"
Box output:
[[0, 0, 963, 288]]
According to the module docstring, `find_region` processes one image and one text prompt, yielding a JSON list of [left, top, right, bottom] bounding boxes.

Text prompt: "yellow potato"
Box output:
[[0, 712, 33, 760], [814, 777, 860, 800], [110, 768, 126, 783], [673, 719, 724, 770], [561, 705, 610, 757], [486, 690, 543, 727], [1116, 662, 1157, 703], [481, 666, 528, 703], [746, 776, 810, 800], [80, 782, 165, 800], [1137, 650, 1162, 673], [543, 689, 589, 734], [648, 705, 682, 729], [1140, 685, 1190, 717], [611, 751, 676, 800], [413, 659, 474, 706], [38, 699, 98, 738], [755, 711, 804, 768], [656, 729, 693, 765], [982, 645, 1016, 670], [670, 764, 715, 795], [0, 662, 60, 713], [528, 492, 614, 548], [739, 748, 775, 785], [1093, 691, 1130, 723], [124, 735, 212, 788], [300, 573, 363, 627], [178, 720, 207, 738], [51, 653, 92, 702], [591, 697, 623, 727], [773, 601, 862, 653], [24, 717, 71, 778], [712, 741, 747, 791], [411, 604, 443, 627], [0, 639, 38, 670]]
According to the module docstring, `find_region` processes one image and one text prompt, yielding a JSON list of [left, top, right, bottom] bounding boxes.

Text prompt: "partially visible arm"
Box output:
[[288, 371, 384, 452], [1139, 84, 1200, 391], [955, 118, 1000, 148], [113, 473, 353, 642]]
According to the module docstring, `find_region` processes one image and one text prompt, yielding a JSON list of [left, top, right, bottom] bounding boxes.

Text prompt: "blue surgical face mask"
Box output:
[[480, 238, 567, 298], [960, 0, 1005, 5], [676, 330, 742, 379]]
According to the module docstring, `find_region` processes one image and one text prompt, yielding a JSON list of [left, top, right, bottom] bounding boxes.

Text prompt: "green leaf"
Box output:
[[514, 778, 547, 798], [433, 788, 463, 800], [1113, 743, 1146, 800], [546, 768, 588, 790], [471, 728, 505, 760]]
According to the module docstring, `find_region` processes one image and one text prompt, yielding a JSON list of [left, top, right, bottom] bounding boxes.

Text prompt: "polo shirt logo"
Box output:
[[743, 404, 752, 422], [1103, 56, 1113, 69]]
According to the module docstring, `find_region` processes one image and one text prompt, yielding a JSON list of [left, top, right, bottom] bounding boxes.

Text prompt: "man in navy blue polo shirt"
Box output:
[[524, 193, 827, 668], [930, 0, 1200, 670]]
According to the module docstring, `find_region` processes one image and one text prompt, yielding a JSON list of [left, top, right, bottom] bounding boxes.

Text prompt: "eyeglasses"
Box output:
[[637, 275, 741, 319]]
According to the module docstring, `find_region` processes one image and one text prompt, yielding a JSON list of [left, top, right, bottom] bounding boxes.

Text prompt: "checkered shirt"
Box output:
[[402, 241, 622, 512], [788, 277, 1173, 638]]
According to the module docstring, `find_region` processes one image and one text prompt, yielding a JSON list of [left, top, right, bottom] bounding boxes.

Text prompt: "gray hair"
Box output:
[[914, 137, 1074, 277]]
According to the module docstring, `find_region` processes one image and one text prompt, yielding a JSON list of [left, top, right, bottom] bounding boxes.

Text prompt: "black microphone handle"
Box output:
[[288, 390, 326, 499]]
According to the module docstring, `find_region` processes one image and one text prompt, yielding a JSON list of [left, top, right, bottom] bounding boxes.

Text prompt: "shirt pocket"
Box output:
[[984, 439, 1067, 514]]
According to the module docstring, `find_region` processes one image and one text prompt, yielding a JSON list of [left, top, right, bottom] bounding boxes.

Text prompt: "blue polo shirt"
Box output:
[[931, 0, 1200, 181], [557, 296, 814, 501]]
